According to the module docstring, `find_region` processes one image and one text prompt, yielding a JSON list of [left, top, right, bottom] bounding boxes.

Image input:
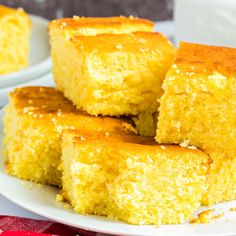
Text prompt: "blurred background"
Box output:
[[0, 0, 173, 21]]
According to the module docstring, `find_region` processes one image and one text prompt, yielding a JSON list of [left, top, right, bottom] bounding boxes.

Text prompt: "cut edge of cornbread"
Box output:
[[0, 4, 31, 75], [61, 129, 211, 225]]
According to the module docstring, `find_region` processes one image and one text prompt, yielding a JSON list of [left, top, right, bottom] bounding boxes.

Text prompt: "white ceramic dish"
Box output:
[[1, 109, 236, 236], [0, 73, 54, 108], [154, 21, 175, 44], [0, 15, 51, 89]]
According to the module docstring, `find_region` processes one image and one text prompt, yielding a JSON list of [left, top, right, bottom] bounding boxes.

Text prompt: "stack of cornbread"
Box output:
[[0, 4, 31, 75], [3, 15, 236, 226]]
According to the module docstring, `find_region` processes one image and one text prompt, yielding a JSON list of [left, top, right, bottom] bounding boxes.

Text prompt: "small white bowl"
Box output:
[[0, 15, 51, 88]]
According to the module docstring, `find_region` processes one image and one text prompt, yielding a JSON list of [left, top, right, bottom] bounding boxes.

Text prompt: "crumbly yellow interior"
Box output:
[[0, 5, 31, 75], [156, 42, 236, 205], [61, 130, 210, 225], [48, 16, 154, 114], [132, 112, 158, 136], [50, 31, 175, 116], [3, 87, 137, 186]]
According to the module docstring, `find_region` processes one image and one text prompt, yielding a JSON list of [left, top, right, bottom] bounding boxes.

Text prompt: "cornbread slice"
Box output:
[[3, 86, 137, 186], [0, 5, 31, 75], [49, 31, 175, 116], [61, 129, 210, 225], [49, 16, 154, 113], [156, 42, 236, 205]]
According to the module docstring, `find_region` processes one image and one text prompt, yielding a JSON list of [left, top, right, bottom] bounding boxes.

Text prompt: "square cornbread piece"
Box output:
[[61, 129, 210, 225], [49, 16, 154, 110], [3, 86, 137, 186], [156, 42, 236, 205], [50, 31, 175, 116], [0, 5, 31, 75]]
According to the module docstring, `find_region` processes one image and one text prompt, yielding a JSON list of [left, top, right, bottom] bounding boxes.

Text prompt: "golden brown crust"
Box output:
[[64, 129, 155, 145], [49, 16, 154, 31], [71, 32, 173, 53], [174, 42, 236, 77], [9, 87, 136, 134], [0, 4, 28, 18], [10, 86, 76, 114], [64, 129, 209, 158]]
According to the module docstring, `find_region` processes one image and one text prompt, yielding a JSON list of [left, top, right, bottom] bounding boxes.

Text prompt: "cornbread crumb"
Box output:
[[198, 210, 215, 223], [190, 210, 215, 224], [179, 140, 190, 148], [0, 4, 31, 75], [160, 145, 166, 150], [56, 194, 63, 202], [212, 213, 224, 220], [190, 210, 224, 224]]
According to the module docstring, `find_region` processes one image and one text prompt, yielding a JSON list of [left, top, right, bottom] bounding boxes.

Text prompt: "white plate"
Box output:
[[154, 21, 175, 44], [0, 73, 54, 108], [0, 15, 51, 89], [1, 110, 236, 235]]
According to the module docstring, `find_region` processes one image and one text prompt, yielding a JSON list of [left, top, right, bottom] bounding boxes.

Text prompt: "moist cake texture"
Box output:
[[48, 16, 154, 101], [156, 42, 236, 205], [61, 129, 210, 225], [49, 30, 175, 117], [0, 4, 31, 75], [3, 86, 137, 186]]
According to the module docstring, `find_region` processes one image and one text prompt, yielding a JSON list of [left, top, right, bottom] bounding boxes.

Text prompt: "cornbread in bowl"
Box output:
[[156, 42, 236, 205], [49, 31, 175, 117], [3, 86, 137, 186], [61, 129, 210, 225], [0, 4, 31, 75]]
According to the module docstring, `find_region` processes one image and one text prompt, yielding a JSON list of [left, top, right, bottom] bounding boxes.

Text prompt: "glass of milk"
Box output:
[[175, 0, 236, 47]]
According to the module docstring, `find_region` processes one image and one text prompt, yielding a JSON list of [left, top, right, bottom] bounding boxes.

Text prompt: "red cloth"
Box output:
[[0, 215, 98, 236]]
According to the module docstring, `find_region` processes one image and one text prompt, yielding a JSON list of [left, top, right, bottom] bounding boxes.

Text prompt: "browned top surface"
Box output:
[[10, 86, 77, 114], [49, 15, 154, 31], [64, 129, 210, 159], [174, 42, 236, 76], [71, 31, 174, 53], [64, 128, 155, 145], [0, 4, 28, 17], [9, 86, 136, 134]]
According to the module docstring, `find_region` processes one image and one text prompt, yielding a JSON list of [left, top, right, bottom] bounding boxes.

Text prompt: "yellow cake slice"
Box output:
[[156, 42, 236, 205], [49, 30, 175, 118], [49, 16, 154, 104], [3, 86, 137, 186], [61, 129, 210, 225], [0, 5, 31, 75]]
